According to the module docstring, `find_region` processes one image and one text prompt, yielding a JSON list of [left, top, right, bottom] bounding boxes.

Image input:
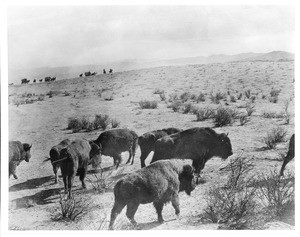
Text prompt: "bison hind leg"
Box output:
[[171, 194, 180, 217], [126, 202, 140, 226], [109, 202, 126, 230], [153, 201, 164, 223]]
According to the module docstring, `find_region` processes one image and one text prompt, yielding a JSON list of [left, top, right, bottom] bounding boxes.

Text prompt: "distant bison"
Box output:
[[79, 73, 83, 77], [139, 127, 182, 168], [109, 69, 113, 74], [59, 139, 101, 198], [91, 72, 97, 76], [33, 79, 36, 83], [109, 160, 196, 230], [280, 134, 295, 176], [94, 128, 138, 169], [39, 79, 43, 82], [21, 78, 30, 84], [151, 127, 233, 177], [9, 141, 32, 179], [103, 69, 106, 74], [44, 139, 72, 184], [51, 77, 56, 81], [84, 71, 91, 77]]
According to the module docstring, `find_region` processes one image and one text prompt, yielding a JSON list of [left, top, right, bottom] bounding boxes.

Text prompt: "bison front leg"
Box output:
[[9, 162, 18, 179], [109, 202, 126, 230], [79, 168, 87, 189], [153, 201, 165, 223], [52, 164, 59, 184], [171, 194, 180, 218], [140, 149, 151, 168], [67, 175, 75, 199], [113, 154, 122, 169]]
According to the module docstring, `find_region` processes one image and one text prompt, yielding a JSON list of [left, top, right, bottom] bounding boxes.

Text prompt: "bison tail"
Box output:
[[43, 157, 52, 162]]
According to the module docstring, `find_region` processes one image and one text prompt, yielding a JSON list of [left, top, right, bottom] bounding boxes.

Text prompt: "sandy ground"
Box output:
[[8, 61, 294, 230]]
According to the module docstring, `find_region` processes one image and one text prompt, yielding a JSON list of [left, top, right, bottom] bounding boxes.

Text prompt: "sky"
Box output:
[[7, 5, 295, 70]]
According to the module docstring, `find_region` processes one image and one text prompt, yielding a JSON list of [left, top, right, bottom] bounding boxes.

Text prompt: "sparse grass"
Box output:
[[194, 107, 214, 121], [111, 119, 120, 128], [269, 96, 278, 103], [239, 115, 249, 126], [230, 95, 236, 102], [237, 93, 243, 100], [210, 92, 226, 104], [139, 100, 158, 109], [168, 100, 182, 112], [180, 92, 191, 102], [262, 127, 287, 149], [262, 111, 285, 119], [196, 92, 206, 102], [86, 170, 114, 194], [183, 102, 195, 114], [168, 93, 178, 102], [245, 89, 251, 99], [245, 103, 255, 116], [270, 88, 281, 97]]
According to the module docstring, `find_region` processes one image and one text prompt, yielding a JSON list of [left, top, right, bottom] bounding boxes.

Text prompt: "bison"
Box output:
[[84, 71, 91, 77], [21, 78, 30, 84], [9, 141, 32, 179], [103, 69, 106, 74], [109, 160, 196, 230], [151, 127, 233, 178], [280, 134, 295, 176], [44, 139, 72, 184], [79, 73, 83, 77], [139, 127, 183, 168], [39, 79, 43, 82], [94, 128, 138, 169], [59, 139, 101, 198]]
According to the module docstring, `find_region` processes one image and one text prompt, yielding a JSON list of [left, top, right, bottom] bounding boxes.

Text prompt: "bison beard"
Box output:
[[108, 160, 196, 230]]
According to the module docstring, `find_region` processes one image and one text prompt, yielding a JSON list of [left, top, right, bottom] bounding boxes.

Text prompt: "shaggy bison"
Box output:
[[59, 139, 101, 198], [9, 141, 32, 179], [139, 127, 182, 168], [109, 160, 196, 230], [44, 139, 72, 184], [94, 128, 138, 169], [151, 127, 233, 177], [280, 134, 295, 176]]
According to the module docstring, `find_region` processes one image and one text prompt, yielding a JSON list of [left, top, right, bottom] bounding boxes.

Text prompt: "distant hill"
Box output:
[[8, 51, 294, 84]]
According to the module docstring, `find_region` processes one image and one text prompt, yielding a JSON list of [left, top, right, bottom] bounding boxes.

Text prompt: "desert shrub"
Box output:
[[94, 114, 110, 130], [262, 94, 266, 99], [81, 117, 91, 130], [255, 169, 294, 217], [262, 127, 287, 149], [230, 95, 236, 103], [37, 95, 45, 101], [190, 93, 197, 100], [64, 91, 70, 96], [168, 93, 178, 102], [262, 111, 284, 119], [168, 100, 182, 112], [210, 92, 225, 104], [245, 103, 255, 116], [159, 93, 166, 101], [203, 156, 257, 229], [111, 119, 120, 128], [213, 107, 235, 127], [139, 100, 158, 109], [195, 107, 214, 121], [269, 96, 278, 103], [105, 95, 114, 101], [239, 115, 249, 126], [180, 92, 191, 102], [250, 96, 256, 103], [183, 102, 195, 114], [270, 88, 281, 97], [153, 89, 164, 94], [67, 117, 83, 133], [196, 92, 206, 102], [87, 171, 114, 194], [86, 122, 95, 132], [54, 194, 91, 221], [237, 93, 243, 100], [245, 89, 251, 99]]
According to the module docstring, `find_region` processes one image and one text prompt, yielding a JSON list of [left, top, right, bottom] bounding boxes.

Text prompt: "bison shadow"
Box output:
[[9, 175, 53, 192], [136, 219, 176, 230], [11, 187, 61, 210]]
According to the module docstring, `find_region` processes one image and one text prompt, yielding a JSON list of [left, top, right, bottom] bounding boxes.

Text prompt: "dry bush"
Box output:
[[139, 100, 158, 109], [239, 115, 249, 126], [269, 96, 278, 103], [270, 88, 281, 97], [194, 107, 214, 121], [168, 100, 182, 112], [159, 92, 166, 101], [180, 92, 191, 102], [210, 92, 225, 104], [213, 107, 239, 127], [67, 117, 83, 133], [153, 89, 164, 94], [203, 156, 257, 229], [190, 93, 197, 100], [94, 114, 110, 130], [250, 95, 256, 103], [111, 119, 120, 128], [230, 95, 236, 102], [168, 93, 178, 102], [104, 95, 114, 101], [254, 169, 294, 218], [245, 103, 255, 116], [183, 102, 195, 114], [196, 92, 206, 102], [245, 89, 251, 99], [262, 127, 287, 149], [237, 93, 243, 100], [87, 170, 114, 194], [53, 194, 91, 221]]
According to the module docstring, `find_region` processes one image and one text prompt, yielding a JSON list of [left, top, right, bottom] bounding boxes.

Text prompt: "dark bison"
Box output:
[[151, 127, 233, 177], [139, 127, 183, 168], [21, 78, 30, 84], [45, 77, 51, 82], [109, 160, 196, 230], [51, 77, 56, 81], [79, 73, 83, 77], [94, 128, 138, 169], [103, 69, 106, 74], [280, 134, 295, 176], [109, 69, 113, 74], [59, 139, 101, 198], [39, 79, 43, 82], [91, 72, 97, 76], [84, 71, 91, 77], [33, 79, 36, 83], [9, 141, 32, 179], [44, 139, 72, 184]]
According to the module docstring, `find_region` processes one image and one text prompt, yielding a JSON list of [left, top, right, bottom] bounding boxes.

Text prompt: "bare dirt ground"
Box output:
[[8, 61, 294, 230]]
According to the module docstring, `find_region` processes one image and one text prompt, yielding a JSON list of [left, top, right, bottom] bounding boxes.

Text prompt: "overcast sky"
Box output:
[[7, 5, 294, 69]]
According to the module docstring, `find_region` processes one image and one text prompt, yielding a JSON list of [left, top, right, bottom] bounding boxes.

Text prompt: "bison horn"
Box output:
[[226, 132, 229, 137], [29, 144, 32, 149]]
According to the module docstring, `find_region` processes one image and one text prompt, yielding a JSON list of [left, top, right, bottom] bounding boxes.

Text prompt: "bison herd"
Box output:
[[9, 127, 295, 229]]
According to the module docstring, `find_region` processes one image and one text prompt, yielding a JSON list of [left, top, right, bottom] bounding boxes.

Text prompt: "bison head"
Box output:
[[179, 164, 196, 196], [216, 133, 233, 160], [89, 142, 102, 168], [23, 143, 32, 162]]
